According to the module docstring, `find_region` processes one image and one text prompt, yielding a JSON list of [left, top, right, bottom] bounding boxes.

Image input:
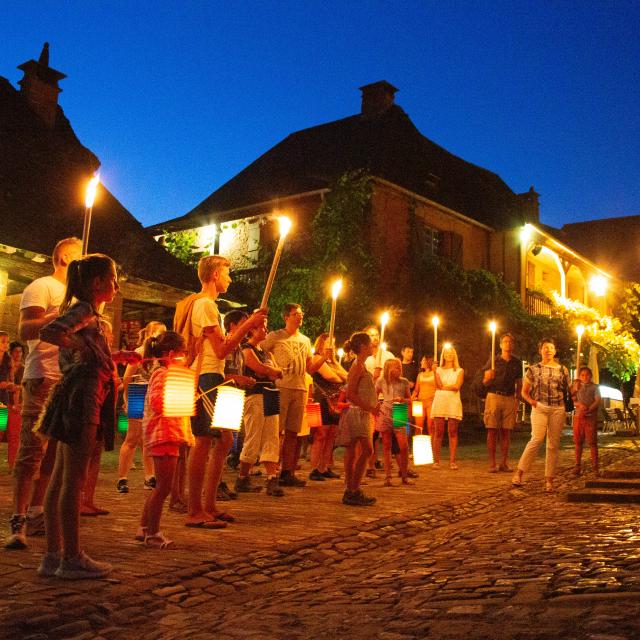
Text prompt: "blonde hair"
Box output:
[[52, 237, 82, 267], [138, 321, 167, 347], [198, 255, 230, 284], [383, 357, 402, 384], [439, 346, 460, 370]]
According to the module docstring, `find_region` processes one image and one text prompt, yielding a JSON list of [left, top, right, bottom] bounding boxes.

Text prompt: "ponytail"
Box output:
[[60, 254, 115, 314], [143, 331, 186, 368]]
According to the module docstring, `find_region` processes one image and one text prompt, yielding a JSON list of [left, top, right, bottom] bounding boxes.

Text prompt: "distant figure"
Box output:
[[571, 366, 601, 477]]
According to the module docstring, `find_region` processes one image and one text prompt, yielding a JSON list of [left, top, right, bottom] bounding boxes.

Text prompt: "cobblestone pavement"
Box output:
[[1, 433, 640, 639]]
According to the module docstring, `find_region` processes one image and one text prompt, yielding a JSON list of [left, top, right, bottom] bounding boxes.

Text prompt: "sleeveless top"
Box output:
[[243, 342, 275, 396], [347, 365, 376, 410]]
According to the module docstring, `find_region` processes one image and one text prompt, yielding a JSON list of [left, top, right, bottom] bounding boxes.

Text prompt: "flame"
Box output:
[[85, 174, 100, 209], [489, 321, 497, 333], [331, 278, 343, 299], [380, 311, 390, 327], [432, 315, 440, 327], [576, 324, 585, 338], [278, 216, 292, 237]]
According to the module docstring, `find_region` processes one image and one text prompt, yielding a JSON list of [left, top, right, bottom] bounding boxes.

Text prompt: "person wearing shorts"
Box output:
[[6, 237, 82, 550], [480, 333, 522, 473]]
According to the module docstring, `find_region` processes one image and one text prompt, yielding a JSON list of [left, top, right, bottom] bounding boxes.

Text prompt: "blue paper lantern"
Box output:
[[392, 402, 409, 429], [127, 383, 148, 419], [263, 387, 280, 417], [0, 405, 8, 432]]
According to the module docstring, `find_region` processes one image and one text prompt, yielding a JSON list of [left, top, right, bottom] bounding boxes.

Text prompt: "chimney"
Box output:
[[359, 80, 398, 120], [517, 186, 540, 223], [17, 43, 67, 128]]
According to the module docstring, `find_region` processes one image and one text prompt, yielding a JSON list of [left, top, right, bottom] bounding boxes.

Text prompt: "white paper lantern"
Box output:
[[413, 434, 434, 465], [411, 400, 423, 418], [212, 386, 246, 431]]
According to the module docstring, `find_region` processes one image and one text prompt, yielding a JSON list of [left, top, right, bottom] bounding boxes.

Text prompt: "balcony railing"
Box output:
[[525, 289, 553, 316]]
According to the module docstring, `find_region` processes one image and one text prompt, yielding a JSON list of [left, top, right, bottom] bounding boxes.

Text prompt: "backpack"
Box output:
[[472, 367, 490, 400], [173, 292, 206, 369]]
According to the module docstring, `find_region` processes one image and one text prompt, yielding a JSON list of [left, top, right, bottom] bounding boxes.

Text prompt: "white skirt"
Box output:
[[431, 389, 463, 420]]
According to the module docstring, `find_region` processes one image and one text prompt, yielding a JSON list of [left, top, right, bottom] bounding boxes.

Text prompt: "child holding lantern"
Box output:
[[375, 358, 413, 486], [137, 331, 195, 548]]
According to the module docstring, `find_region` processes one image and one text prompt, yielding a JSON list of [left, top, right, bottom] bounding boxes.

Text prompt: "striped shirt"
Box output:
[[525, 363, 569, 407]]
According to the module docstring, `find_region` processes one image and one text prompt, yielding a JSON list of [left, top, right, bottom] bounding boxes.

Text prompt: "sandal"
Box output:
[[449, 463, 459, 471], [402, 478, 415, 485], [498, 464, 513, 472], [489, 466, 498, 473], [145, 532, 175, 549], [135, 526, 147, 542], [384, 477, 393, 487], [210, 512, 235, 523], [544, 480, 554, 494], [185, 519, 227, 529], [511, 471, 524, 487]]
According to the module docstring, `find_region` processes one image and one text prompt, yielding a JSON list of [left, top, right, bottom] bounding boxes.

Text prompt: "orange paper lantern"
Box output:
[[306, 402, 323, 428], [212, 386, 246, 431], [162, 365, 197, 417], [411, 400, 423, 418]]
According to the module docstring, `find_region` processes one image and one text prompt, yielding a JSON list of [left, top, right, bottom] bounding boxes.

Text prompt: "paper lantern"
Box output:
[[0, 405, 7, 432], [411, 400, 423, 418], [263, 387, 280, 417], [392, 402, 409, 428], [127, 383, 148, 419], [163, 365, 197, 417], [212, 386, 245, 431], [413, 434, 434, 465], [117, 412, 128, 433], [306, 402, 323, 428]]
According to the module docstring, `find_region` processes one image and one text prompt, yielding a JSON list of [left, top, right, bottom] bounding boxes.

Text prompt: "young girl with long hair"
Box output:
[[430, 345, 464, 470], [37, 254, 140, 579], [137, 331, 194, 548], [117, 321, 167, 494], [342, 332, 379, 506], [375, 358, 412, 486]]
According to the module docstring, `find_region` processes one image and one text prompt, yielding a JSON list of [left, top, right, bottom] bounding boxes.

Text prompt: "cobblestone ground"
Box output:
[[1, 432, 639, 639]]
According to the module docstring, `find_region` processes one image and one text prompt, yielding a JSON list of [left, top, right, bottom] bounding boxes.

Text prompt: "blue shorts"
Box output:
[[190, 373, 225, 438]]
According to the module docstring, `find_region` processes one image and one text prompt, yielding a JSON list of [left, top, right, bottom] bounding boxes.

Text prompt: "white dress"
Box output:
[[431, 367, 463, 420]]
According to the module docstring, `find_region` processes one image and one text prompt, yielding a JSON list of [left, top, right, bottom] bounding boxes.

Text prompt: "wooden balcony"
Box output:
[[525, 289, 553, 316]]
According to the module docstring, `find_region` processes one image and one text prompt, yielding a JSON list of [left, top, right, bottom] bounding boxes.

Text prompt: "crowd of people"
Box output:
[[2, 240, 602, 579]]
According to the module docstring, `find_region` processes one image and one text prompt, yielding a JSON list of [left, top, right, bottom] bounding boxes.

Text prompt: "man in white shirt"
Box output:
[[363, 325, 395, 380], [185, 255, 265, 528], [6, 238, 82, 550], [261, 303, 327, 487]]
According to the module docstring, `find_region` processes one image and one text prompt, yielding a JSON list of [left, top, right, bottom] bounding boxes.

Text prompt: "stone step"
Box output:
[[585, 478, 640, 489], [600, 470, 640, 479], [566, 488, 640, 504]]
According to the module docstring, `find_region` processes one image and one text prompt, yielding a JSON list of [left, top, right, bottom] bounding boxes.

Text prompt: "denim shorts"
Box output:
[[190, 373, 225, 438]]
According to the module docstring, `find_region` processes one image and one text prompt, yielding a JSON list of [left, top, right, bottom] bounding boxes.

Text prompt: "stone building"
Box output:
[[0, 45, 199, 344]]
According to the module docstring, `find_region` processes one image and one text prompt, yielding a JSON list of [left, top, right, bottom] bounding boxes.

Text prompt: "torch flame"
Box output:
[[432, 315, 440, 328], [85, 174, 100, 209], [278, 216, 292, 237], [489, 321, 497, 333], [576, 324, 585, 338], [380, 311, 390, 327], [331, 278, 343, 300]]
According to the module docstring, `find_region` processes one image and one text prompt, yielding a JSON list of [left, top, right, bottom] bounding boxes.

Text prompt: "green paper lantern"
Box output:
[[392, 402, 408, 429], [0, 405, 8, 432], [117, 412, 129, 434]]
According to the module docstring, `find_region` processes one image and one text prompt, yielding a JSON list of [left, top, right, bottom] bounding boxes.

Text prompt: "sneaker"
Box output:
[[398, 469, 419, 479], [279, 474, 306, 487], [217, 481, 238, 500], [144, 532, 174, 549], [266, 477, 285, 497], [55, 551, 112, 580], [322, 469, 341, 479], [116, 479, 129, 494], [342, 490, 355, 505], [353, 490, 376, 506], [37, 552, 61, 577], [234, 476, 263, 493], [26, 511, 45, 537], [5, 515, 27, 550], [144, 477, 156, 490], [308, 469, 326, 481]]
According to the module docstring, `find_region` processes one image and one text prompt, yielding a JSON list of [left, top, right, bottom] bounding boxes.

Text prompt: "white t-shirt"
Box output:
[[21, 275, 66, 381], [261, 329, 311, 391], [190, 297, 225, 376], [365, 348, 395, 375]]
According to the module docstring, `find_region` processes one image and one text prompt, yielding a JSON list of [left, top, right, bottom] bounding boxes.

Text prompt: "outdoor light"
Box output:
[[211, 386, 245, 430], [589, 275, 607, 297], [127, 383, 148, 419], [163, 365, 197, 417], [306, 402, 323, 428], [199, 224, 217, 255], [411, 400, 423, 418], [520, 223, 533, 245], [413, 434, 434, 465]]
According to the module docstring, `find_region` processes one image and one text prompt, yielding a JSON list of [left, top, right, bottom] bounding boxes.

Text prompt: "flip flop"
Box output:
[[185, 519, 227, 529], [80, 507, 110, 516], [211, 512, 235, 523]]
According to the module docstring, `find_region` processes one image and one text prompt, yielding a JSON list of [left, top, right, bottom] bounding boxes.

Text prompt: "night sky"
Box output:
[[2, 1, 639, 230]]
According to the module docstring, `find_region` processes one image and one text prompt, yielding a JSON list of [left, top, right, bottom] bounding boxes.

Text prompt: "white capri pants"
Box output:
[[517, 402, 566, 478], [239, 394, 280, 464]]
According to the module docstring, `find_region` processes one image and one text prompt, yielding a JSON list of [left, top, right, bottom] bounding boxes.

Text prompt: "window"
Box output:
[[416, 222, 442, 256]]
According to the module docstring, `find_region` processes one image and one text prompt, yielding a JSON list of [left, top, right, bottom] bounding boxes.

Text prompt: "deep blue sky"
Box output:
[[2, 1, 639, 229]]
